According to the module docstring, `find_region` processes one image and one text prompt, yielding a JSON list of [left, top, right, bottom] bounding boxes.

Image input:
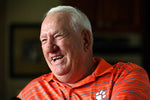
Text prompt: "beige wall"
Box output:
[[4, 0, 61, 99]]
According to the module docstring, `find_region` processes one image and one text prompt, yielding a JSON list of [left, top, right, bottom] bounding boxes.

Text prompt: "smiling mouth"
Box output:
[[51, 55, 64, 62]]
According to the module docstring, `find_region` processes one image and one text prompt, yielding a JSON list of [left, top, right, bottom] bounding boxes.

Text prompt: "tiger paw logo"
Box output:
[[96, 90, 106, 100]]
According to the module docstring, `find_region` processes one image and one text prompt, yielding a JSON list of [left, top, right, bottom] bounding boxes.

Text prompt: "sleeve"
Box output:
[[17, 79, 37, 100], [111, 63, 150, 100], [16, 75, 46, 100]]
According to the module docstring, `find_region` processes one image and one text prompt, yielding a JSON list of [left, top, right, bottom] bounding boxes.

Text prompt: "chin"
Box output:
[[53, 67, 70, 76]]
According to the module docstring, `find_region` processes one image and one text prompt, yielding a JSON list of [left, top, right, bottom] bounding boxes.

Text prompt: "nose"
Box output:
[[50, 44, 59, 53], [44, 41, 59, 53]]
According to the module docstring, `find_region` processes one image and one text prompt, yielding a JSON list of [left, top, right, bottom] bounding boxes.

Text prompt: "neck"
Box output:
[[66, 60, 96, 87]]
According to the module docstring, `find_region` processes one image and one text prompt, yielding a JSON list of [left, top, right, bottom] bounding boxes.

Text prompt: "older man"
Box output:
[[17, 6, 150, 100]]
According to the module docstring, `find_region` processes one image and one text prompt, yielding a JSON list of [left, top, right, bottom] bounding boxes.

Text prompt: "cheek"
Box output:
[[72, 41, 84, 52], [59, 41, 77, 53], [42, 44, 49, 52], [65, 42, 84, 59], [41, 45, 48, 59], [41, 45, 46, 54]]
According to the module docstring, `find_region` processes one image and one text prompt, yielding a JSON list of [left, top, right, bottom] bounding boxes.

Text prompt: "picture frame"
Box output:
[[9, 24, 50, 78]]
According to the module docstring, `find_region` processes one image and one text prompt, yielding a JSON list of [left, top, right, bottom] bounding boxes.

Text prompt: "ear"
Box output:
[[81, 29, 92, 51]]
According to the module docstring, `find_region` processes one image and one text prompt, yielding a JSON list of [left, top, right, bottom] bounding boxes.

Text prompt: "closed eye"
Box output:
[[41, 39, 47, 43], [54, 34, 62, 38], [54, 32, 68, 39]]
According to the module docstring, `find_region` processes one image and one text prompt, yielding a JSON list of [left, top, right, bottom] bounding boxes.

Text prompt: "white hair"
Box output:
[[46, 6, 92, 35]]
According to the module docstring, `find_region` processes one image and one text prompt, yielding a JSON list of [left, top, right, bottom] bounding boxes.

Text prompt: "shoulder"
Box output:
[[31, 72, 52, 82], [111, 62, 150, 99], [110, 62, 150, 85], [112, 62, 149, 82], [113, 62, 147, 75], [112, 62, 150, 91], [27, 72, 52, 87], [25, 72, 52, 85], [17, 73, 52, 99]]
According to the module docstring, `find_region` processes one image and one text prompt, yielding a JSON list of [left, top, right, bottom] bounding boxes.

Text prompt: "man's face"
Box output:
[[40, 12, 88, 82]]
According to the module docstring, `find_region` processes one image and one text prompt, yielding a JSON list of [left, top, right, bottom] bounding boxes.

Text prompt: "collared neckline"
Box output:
[[44, 57, 113, 87], [93, 57, 113, 77]]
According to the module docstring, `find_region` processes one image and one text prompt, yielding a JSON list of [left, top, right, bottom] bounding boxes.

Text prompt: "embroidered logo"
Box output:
[[96, 90, 106, 100]]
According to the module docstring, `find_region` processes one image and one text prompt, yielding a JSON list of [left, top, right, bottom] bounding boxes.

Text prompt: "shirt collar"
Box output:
[[93, 57, 113, 77]]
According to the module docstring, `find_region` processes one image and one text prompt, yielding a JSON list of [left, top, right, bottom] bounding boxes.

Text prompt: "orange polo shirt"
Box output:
[[17, 57, 150, 100]]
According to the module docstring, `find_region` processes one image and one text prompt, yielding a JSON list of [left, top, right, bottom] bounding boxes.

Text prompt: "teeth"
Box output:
[[52, 56, 63, 61]]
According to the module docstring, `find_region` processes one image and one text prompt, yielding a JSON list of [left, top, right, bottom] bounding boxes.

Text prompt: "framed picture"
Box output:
[[10, 24, 50, 78]]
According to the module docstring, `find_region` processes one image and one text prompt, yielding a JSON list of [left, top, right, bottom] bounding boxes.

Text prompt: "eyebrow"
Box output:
[[39, 30, 60, 40], [39, 36, 45, 42], [40, 35, 45, 39]]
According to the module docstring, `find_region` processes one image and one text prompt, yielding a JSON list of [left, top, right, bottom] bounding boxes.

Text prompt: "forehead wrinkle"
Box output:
[[42, 22, 55, 31], [40, 12, 73, 39], [40, 21, 57, 37], [41, 13, 63, 34]]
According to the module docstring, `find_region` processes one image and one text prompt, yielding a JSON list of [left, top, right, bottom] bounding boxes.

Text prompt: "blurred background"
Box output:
[[0, 0, 149, 99]]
